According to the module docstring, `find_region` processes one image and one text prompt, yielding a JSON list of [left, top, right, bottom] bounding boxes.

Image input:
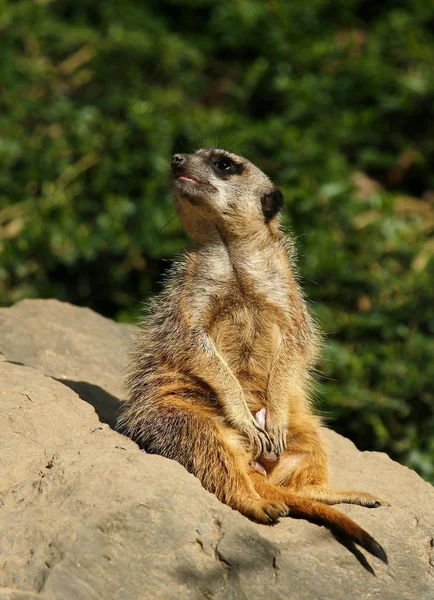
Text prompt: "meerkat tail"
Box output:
[[285, 496, 387, 563], [250, 476, 387, 562]]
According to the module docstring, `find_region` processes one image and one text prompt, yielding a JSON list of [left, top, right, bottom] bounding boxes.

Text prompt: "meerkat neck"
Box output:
[[191, 224, 288, 291], [192, 226, 278, 258], [217, 222, 284, 257]]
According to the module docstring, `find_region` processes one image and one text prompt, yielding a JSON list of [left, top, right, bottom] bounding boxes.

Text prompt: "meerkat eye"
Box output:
[[214, 158, 234, 172], [210, 154, 243, 176]]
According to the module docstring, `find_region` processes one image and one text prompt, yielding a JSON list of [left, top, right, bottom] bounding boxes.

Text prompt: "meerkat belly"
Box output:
[[209, 303, 282, 403]]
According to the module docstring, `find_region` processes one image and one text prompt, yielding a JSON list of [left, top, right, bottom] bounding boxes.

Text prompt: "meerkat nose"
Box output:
[[172, 154, 186, 167]]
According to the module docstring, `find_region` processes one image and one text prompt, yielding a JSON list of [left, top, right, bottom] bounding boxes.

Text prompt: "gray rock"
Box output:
[[0, 299, 130, 428], [0, 299, 433, 600]]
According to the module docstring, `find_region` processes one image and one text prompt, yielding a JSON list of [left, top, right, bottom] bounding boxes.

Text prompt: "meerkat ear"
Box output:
[[261, 188, 284, 221]]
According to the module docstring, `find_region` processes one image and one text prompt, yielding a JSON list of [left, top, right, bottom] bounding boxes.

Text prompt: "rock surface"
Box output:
[[0, 299, 433, 600]]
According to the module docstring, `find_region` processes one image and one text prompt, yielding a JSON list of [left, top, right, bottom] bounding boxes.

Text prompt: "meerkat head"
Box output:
[[171, 148, 284, 242]]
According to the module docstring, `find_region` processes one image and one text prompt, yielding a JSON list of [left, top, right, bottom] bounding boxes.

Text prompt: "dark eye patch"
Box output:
[[210, 153, 243, 177]]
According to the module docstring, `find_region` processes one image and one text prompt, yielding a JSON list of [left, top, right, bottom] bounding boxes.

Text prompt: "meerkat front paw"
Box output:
[[267, 425, 288, 456], [255, 409, 287, 456], [233, 411, 272, 458]]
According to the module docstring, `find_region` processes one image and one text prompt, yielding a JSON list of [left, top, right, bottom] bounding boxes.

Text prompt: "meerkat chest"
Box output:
[[207, 252, 291, 383], [211, 298, 284, 352], [191, 245, 305, 388], [209, 292, 286, 400]]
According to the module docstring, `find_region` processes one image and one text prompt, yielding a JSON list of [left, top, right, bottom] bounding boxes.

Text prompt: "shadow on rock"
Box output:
[[332, 532, 378, 576], [175, 550, 271, 597], [55, 379, 122, 429]]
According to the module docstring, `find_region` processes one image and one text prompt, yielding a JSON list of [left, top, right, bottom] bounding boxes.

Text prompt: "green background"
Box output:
[[1, 0, 433, 481]]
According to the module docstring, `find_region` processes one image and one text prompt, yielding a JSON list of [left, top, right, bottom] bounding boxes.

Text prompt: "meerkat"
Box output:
[[117, 148, 387, 563]]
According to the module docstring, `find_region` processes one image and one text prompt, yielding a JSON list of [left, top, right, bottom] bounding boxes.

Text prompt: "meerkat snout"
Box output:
[[172, 154, 186, 167], [171, 152, 212, 189]]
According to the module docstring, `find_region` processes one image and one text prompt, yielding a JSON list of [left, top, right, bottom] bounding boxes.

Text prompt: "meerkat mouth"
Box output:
[[176, 175, 201, 184]]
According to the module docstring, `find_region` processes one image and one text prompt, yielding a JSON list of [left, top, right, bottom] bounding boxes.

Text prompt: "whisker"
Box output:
[[195, 130, 204, 152], [226, 136, 245, 152], [159, 208, 180, 234], [212, 127, 218, 149]]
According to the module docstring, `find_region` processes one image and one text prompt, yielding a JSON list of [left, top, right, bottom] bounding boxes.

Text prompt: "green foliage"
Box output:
[[1, 0, 433, 480]]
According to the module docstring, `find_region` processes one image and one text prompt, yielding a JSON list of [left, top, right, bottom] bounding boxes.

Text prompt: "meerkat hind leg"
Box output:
[[267, 456, 388, 507], [287, 485, 389, 507], [267, 414, 388, 507], [249, 473, 387, 563], [137, 398, 289, 524]]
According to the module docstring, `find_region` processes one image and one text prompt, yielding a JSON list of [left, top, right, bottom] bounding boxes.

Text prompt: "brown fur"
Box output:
[[118, 148, 387, 563]]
